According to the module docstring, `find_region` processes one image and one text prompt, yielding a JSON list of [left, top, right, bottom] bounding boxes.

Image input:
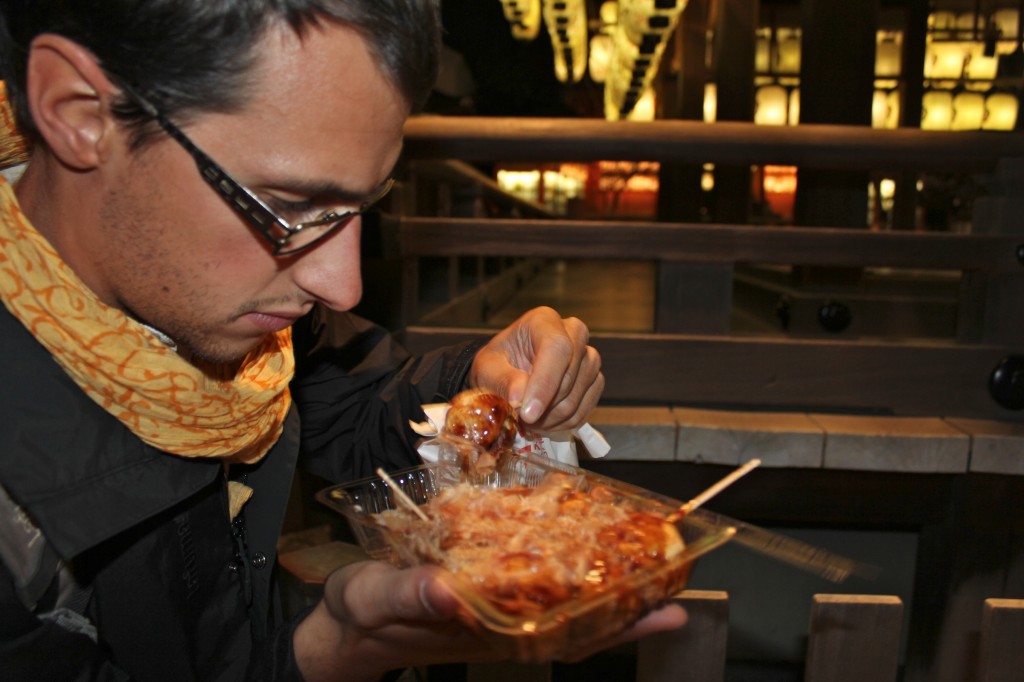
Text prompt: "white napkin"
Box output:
[[410, 402, 610, 466]]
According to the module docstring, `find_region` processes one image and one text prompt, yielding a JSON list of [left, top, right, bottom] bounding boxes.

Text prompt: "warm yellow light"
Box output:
[[925, 42, 967, 79], [955, 12, 983, 32], [704, 82, 717, 123], [589, 33, 612, 83], [601, 0, 687, 120], [921, 90, 954, 130], [701, 169, 715, 192], [756, 28, 772, 74], [952, 91, 985, 130], [993, 9, 1019, 41], [879, 178, 896, 201], [929, 11, 958, 35], [872, 89, 899, 129], [599, 0, 618, 25], [544, 0, 588, 83], [984, 92, 1019, 130], [755, 85, 789, 126], [875, 31, 902, 77], [496, 169, 541, 202], [775, 28, 801, 74], [627, 88, 657, 121], [963, 43, 999, 81], [788, 87, 800, 125], [763, 165, 798, 195], [499, 0, 542, 41]]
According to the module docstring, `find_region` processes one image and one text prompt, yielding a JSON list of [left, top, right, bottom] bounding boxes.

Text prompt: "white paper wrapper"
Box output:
[[410, 402, 610, 466]]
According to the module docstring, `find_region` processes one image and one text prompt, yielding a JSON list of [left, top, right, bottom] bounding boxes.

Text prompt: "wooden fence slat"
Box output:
[[636, 590, 730, 682], [804, 594, 903, 682], [977, 598, 1024, 682]]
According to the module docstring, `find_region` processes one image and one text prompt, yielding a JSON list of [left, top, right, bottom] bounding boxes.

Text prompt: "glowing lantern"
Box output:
[[499, 0, 542, 41], [775, 28, 801, 74], [756, 28, 772, 74], [872, 90, 890, 128], [628, 88, 657, 121], [925, 41, 967, 79], [589, 33, 613, 83], [921, 90, 954, 130], [993, 9, 1019, 41], [964, 43, 998, 80], [703, 82, 717, 123], [788, 87, 800, 125], [543, 0, 588, 83], [955, 12, 983, 33], [870, 89, 899, 129], [701, 163, 715, 192], [755, 85, 789, 126], [952, 91, 985, 130], [984, 92, 1019, 130], [929, 11, 957, 37], [599, 0, 618, 25], [876, 31, 902, 77]]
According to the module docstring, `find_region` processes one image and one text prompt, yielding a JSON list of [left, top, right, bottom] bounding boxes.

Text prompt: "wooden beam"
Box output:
[[403, 116, 1024, 171], [402, 327, 1024, 421], [397, 217, 1024, 272]]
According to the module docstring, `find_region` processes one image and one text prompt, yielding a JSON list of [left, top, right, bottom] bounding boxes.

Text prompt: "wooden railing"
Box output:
[[387, 117, 1024, 423], [368, 118, 1024, 681]]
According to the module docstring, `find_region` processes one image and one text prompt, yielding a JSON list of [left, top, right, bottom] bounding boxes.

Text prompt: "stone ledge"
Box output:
[[946, 418, 1024, 475], [584, 406, 675, 461], [811, 414, 969, 473], [674, 408, 824, 468], [585, 406, 1024, 475]]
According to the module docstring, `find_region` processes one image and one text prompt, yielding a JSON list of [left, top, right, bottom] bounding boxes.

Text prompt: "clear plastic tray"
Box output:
[[316, 454, 737, 662]]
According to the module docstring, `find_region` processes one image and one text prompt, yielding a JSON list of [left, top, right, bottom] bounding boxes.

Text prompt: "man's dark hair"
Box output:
[[0, 0, 440, 145]]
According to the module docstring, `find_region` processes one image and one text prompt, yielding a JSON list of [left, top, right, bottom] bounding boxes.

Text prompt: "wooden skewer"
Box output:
[[376, 467, 430, 522], [666, 458, 762, 522]]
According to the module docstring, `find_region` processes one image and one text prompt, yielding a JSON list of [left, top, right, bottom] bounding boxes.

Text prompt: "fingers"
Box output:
[[518, 317, 584, 421], [559, 604, 688, 663], [470, 307, 603, 432], [324, 562, 457, 629]]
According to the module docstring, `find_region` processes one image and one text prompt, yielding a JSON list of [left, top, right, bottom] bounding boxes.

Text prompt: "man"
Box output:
[[0, 1, 685, 680]]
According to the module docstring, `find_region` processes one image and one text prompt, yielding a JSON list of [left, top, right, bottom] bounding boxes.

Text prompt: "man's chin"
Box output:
[[178, 337, 264, 372]]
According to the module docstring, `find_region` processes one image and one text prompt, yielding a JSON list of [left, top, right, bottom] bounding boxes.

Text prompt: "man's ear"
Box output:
[[25, 34, 121, 171]]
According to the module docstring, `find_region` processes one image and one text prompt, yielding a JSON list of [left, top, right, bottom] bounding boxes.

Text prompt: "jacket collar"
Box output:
[[0, 306, 220, 559]]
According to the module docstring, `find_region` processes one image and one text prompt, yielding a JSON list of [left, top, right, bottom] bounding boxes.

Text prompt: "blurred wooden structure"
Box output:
[[393, 116, 1024, 423], [349, 116, 1024, 680]]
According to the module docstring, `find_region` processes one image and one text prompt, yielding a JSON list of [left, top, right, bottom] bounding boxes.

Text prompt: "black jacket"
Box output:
[[0, 304, 482, 681]]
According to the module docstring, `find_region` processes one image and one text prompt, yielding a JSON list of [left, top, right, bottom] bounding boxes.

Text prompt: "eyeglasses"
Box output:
[[118, 84, 395, 256]]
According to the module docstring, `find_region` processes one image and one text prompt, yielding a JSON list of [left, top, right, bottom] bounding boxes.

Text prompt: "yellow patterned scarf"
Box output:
[[0, 84, 293, 486]]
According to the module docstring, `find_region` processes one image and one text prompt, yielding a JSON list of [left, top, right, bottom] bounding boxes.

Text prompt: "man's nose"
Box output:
[[291, 217, 363, 311]]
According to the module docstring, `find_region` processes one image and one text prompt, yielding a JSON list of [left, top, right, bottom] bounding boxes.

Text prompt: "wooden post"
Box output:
[[636, 590, 730, 682], [977, 598, 1024, 682], [804, 594, 903, 682], [655, 262, 734, 334]]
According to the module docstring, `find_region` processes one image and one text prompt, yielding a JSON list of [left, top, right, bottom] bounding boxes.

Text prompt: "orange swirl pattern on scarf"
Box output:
[[0, 84, 292, 466]]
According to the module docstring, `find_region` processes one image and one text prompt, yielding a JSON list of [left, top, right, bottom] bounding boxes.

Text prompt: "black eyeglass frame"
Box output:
[[118, 84, 395, 256]]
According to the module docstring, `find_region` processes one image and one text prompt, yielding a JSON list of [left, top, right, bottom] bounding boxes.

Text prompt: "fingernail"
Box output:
[[419, 579, 441, 618], [521, 399, 543, 423]]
